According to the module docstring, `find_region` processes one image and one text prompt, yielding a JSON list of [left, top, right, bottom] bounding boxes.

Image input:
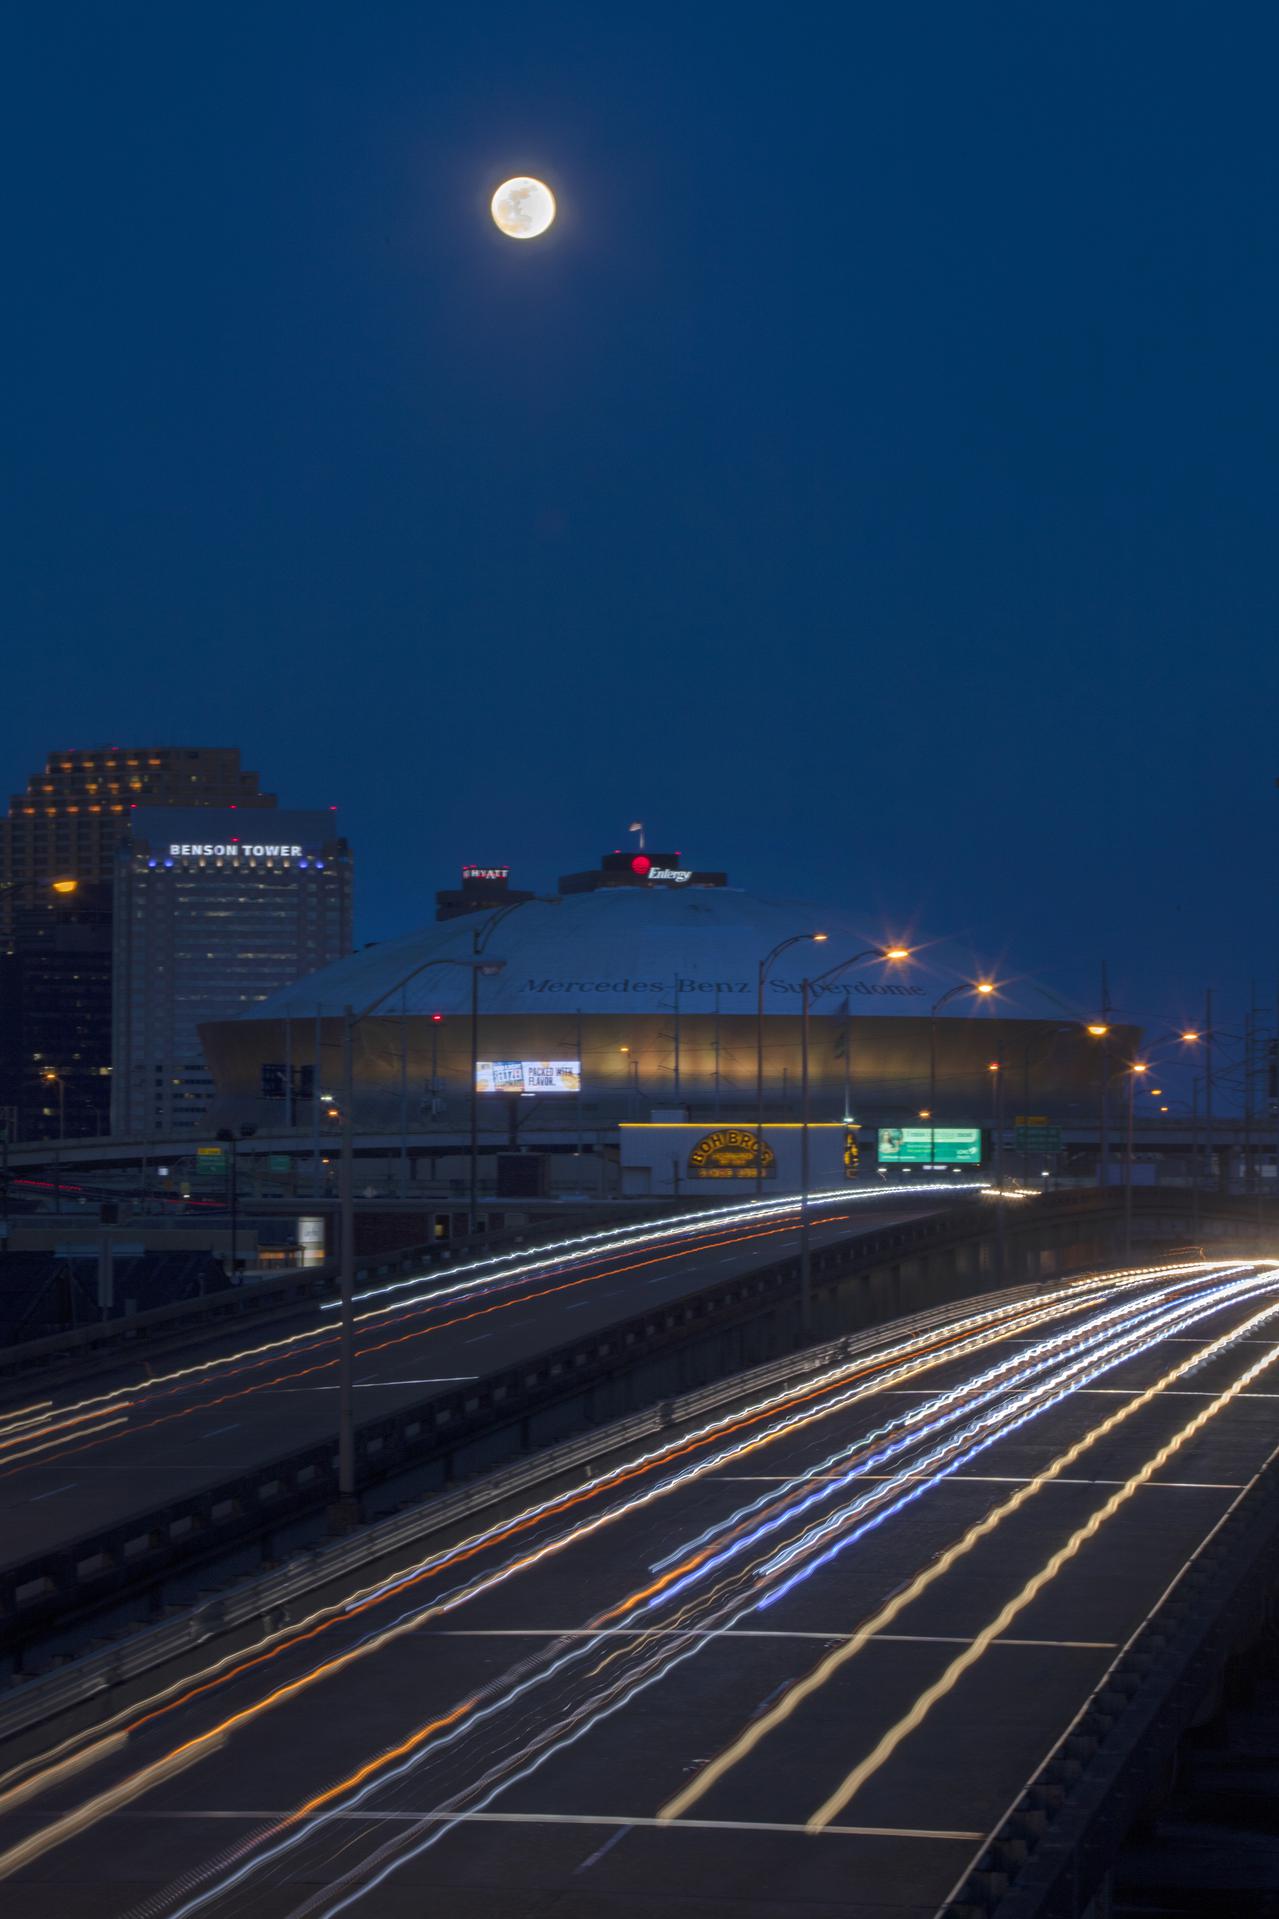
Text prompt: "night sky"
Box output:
[[4, 6, 1277, 1054]]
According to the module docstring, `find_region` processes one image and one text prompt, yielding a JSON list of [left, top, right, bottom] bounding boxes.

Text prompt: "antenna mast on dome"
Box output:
[[628, 819, 645, 852]]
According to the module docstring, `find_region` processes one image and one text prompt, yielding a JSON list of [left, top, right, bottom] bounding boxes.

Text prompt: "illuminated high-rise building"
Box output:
[[0, 747, 279, 1141], [112, 806, 353, 1136], [1, 746, 276, 950]]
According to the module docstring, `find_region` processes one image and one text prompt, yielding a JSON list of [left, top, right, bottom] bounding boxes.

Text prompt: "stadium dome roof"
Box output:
[[245, 887, 1014, 1022]]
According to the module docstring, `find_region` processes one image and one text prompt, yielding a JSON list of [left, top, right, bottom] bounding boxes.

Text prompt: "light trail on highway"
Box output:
[[4, 1255, 1277, 1919], [0, 1184, 984, 1483]]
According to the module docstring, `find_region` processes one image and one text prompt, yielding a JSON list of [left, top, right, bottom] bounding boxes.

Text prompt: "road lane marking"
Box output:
[[660, 1296, 1279, 1825], [806, 1331, 1279, 1830], [874, 1385, 1279, 1399], [712, 1473, 1243, 1491], [198, 1424, 240, 1439], [575, 1822, 632, 1872], [27, 1482, 77, 1503], [1080, 1387, 1279, 1398], [355, 1377, 478, 1386], [139, 1809, 984, 1841], [421, 1627, 1116, 1650]]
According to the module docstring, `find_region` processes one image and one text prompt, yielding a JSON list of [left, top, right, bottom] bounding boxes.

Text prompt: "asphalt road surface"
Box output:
[[0, 1186, 965, 1574], [3, 1252, 1278, 1916]]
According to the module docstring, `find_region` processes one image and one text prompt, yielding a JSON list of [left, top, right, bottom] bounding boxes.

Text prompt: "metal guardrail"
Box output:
[[0, 1275, 1046, 1750]]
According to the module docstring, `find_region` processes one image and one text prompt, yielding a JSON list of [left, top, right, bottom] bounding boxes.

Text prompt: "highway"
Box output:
[[2, 1253, 1277, 1916], [0, 1185, 971, 1581]]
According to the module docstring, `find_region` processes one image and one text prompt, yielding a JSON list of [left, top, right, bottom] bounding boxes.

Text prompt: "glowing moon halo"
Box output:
[[491, 176, 556, 240]]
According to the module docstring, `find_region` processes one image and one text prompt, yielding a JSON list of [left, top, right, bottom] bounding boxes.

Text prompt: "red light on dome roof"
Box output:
[[431, 1012, 443, 1022], [631, 854, 652, 876]]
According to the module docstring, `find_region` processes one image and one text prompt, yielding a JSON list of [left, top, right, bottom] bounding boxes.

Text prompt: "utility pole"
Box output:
[[1203, 987, 1214, 1195], [799, 977, 813, 1339], [1097, 959, 1112, 1189]]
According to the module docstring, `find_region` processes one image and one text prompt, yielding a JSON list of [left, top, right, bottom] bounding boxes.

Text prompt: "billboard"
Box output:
[[476, 1059, 581, 1095], [878, 1126, 983, 1166]]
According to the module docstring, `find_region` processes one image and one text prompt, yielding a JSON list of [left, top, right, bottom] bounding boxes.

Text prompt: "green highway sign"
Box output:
[[1015, 1124, 1063, 1153]]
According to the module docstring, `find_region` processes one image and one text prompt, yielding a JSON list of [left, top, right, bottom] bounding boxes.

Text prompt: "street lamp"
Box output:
[[331, 949, 504, 1523], [41, 1069, 65, 1215], [0, 876, 78, 899], [327, 894, 556, 1525], [929, 980, 997, 1167], [755, 932, 827, 1195], [1012, 1018, 1110, 1184], [215, 1123, 257, 1278], [465, 897, 560, 1231], [1123, 1060, 1149, 1259], [2, 882, 78, 1189], [797, 944, 912, 1337]]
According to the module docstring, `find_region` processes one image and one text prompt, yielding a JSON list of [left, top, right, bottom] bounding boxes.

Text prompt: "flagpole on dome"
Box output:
[[628, 820, 645, 852]]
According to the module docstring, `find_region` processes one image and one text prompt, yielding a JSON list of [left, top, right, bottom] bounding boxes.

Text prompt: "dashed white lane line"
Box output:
[[575, 1823, 632, 1873], [874, 1386, 1279, 1400], [1080, 1387, 1279, 1398], [713, 1472, 1243, 1491], [421, 1627, 1117, 1650], [145, 1809, 984, 1842], [357, 1376, 479, 1386], [28, 1482, 77, 1503], [199, 1423, 240, 1438]]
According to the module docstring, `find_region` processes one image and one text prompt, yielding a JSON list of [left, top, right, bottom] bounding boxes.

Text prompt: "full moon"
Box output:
[[490, 176, 556, 240]]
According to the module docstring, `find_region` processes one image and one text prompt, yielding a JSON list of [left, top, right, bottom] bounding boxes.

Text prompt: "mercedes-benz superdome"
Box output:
[[201, 852, 1130, 1179]]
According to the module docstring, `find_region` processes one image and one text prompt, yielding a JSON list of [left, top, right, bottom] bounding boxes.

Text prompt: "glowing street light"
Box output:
[[1124, 1061, 1151, 1258], [797, 944, 913, 1333], [754, 932, 828, 1197], [928, 980, 1000, 1169]]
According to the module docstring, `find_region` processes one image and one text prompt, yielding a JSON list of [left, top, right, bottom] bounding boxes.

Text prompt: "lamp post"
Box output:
[[3, 880, 77, 1188], [797, 945, 911, 1338], [1109, 1025, 1202, 1258], [215, 1123, 257, 1278], [41, 1070, 65, 1215], [465, 897, 559, 1232], [327, 900, 559, 1525], [1123, 1060, 1148, 1260], [929, 981, 997, 1167], [1014, 1019, 1110, 1183], [988, 1056, 1008, 1279], [755, 932, 827, 1197], [330, 950, 506, 1522]]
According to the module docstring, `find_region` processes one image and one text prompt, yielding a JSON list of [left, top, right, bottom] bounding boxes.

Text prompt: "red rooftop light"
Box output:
[[631, 854, 652, 876]]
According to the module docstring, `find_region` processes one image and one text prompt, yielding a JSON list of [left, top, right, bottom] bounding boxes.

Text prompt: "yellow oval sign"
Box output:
[[687, 1129, 776, 1179]]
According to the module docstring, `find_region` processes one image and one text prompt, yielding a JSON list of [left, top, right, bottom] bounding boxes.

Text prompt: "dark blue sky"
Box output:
[[4, 5, 1276, 1053]]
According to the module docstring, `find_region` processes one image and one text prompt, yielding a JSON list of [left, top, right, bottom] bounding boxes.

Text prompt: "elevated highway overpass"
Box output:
[[0, 1184, 1004, 1650]]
